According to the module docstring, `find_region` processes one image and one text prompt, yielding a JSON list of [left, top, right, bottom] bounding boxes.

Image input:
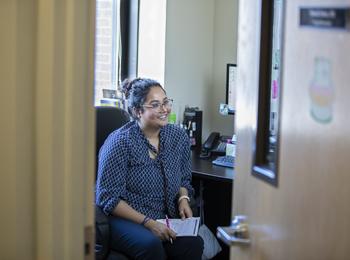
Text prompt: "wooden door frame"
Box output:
[[0, 1, 96, 259]]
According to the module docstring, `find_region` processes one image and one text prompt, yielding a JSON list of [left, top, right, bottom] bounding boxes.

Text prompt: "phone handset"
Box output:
[[203, 132, 220, 150], [200, 132, 220, 159]]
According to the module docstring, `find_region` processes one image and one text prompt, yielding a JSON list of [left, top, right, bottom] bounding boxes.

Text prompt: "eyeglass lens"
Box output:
[[150, 99, 172, 110]]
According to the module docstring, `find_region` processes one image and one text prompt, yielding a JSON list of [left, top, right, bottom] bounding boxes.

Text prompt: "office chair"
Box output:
[[95, 106, 131, 260]]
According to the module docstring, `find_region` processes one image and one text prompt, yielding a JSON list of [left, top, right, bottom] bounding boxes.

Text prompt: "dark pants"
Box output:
[[109, 217, 204, 260]]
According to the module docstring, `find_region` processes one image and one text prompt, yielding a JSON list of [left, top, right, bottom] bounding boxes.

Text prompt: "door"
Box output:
[[229, 0, 350, 259]]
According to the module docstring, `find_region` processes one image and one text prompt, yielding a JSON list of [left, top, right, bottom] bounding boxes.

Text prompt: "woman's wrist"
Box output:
[[178, 195, 190, 204], [141, 216, 151, 226], [144, 219, 156, 229]]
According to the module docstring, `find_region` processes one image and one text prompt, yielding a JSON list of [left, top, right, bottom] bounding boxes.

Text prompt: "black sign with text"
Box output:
[[300, 7, 350, 29]]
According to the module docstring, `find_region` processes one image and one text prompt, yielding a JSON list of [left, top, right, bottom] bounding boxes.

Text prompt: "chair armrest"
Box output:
[[95, 205, 110, 260]]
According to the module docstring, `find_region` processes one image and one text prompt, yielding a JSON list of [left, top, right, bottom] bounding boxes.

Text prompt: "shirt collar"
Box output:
[[133, 122, 167, 156]]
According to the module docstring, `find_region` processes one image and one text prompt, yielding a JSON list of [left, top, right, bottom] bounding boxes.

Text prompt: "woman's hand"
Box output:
[[145, 220, 177, 242], [178, 199, 193, 220]]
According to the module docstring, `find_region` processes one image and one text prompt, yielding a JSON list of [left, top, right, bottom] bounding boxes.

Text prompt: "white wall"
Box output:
[[164, 0, 215, 140], [165, 0, 238, 140], [211, 0, 238, 136]]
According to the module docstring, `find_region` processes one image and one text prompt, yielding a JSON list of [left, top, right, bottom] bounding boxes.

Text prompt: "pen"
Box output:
[[165, 214, 173, 244]]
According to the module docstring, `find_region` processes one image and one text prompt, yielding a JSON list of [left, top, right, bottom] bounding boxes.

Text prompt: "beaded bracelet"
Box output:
[[178, 195, 190, 204], [141, 216, 151, 226]]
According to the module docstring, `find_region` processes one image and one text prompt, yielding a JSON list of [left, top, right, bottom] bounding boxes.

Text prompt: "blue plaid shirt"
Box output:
[[95, 121, 194, 219]]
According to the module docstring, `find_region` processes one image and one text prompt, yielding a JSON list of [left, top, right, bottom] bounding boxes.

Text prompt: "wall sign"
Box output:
[[300, 7, 350, 29]]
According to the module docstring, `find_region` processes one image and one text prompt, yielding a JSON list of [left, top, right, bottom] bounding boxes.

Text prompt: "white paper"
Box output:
[[157, 217, 200, 236]]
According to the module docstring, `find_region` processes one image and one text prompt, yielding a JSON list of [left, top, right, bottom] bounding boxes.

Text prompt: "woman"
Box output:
[[96, 78, 204, 259]]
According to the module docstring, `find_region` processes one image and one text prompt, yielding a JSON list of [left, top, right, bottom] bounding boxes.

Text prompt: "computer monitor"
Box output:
[[225, 63, 237, 108]]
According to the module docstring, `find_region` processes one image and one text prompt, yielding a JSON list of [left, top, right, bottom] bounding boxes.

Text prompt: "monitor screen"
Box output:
[[226, 63, 237, 108]]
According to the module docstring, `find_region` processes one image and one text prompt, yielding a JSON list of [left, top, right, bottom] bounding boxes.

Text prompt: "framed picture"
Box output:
[[226, 64, 237, 108]]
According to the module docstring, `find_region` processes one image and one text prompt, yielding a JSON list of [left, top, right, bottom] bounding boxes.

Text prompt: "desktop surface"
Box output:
[[191, 152, 234, 182]]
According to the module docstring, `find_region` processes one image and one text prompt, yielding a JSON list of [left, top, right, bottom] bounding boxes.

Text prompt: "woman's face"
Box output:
[[138, 86, 171, 130]]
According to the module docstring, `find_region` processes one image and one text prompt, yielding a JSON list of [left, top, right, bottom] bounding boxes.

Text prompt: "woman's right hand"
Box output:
[[145, 220, 177, 242]]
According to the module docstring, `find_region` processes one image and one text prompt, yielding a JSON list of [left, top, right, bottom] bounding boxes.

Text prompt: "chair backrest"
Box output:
[[95, 106, 130, 175], [95, 106, 131, 260]]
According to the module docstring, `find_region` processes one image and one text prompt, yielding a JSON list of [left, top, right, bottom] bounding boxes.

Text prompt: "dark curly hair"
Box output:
[[119, 78, 165, 120]]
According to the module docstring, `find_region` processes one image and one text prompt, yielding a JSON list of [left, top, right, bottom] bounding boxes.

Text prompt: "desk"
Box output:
[[191, 152, 234, 260], [191, 152, 234, 182]]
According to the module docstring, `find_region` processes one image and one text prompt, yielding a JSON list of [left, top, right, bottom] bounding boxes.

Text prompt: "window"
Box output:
[[94, 0, 164, 106], [138, 0, 167, 85], [252, 0, 284, 186], [94, 0, 121, 106]]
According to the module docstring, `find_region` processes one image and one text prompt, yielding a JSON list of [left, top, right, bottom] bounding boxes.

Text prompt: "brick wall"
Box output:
[[94, 0, 118, 105]]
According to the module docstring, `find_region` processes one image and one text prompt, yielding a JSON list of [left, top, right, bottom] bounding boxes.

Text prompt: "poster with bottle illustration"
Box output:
[[309, 57, 335, 124]]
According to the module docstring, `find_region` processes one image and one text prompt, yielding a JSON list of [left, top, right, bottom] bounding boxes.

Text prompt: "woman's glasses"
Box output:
[[142, 99, 173, 111]]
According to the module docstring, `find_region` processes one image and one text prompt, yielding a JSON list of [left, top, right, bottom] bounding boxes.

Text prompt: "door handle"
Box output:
[[216, 215, 250, 246]]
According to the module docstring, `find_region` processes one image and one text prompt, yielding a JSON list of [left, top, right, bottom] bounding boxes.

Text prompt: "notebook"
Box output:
[[157, 217, 200, 236]]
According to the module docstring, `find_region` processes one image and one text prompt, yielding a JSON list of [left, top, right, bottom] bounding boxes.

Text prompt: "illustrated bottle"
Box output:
[[309, 57, 334, 123]]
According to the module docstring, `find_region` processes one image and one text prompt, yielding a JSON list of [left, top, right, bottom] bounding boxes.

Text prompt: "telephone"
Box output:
[[200, 132, 227, 158]]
